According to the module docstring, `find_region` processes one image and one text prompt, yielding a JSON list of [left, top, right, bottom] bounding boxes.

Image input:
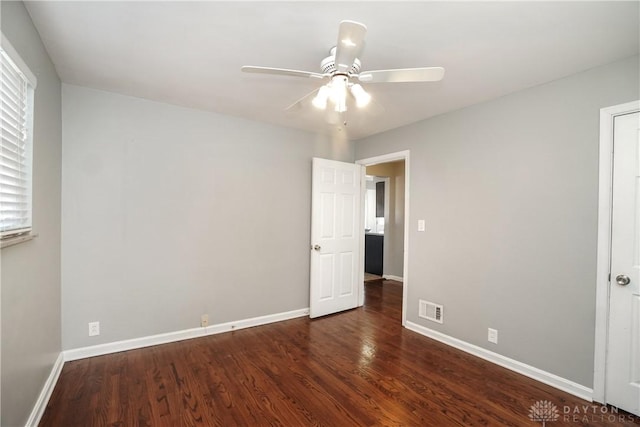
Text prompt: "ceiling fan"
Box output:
[[241, 20, 445, 115]]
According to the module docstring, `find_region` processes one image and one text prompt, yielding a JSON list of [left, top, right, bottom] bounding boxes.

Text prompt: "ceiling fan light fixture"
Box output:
[[330, 75, 348, 113], [350, 84, 371, 108], [242, 20, 445, 119], [312, 85, 330, 109]]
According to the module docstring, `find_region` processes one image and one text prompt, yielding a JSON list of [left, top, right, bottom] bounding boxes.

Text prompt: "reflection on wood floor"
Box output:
[[40, 280, 639, 426], [364, 272, 383, 282]]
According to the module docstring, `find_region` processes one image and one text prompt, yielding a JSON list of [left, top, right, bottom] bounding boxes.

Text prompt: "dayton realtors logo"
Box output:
[[529, 401, 560, 426], [562, 404, 638, 423], [528, 400, 639, 424]]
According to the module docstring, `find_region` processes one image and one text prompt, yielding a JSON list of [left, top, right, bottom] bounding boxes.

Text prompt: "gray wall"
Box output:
[[61, 84, 352, 350], [0, 2, 62, 426], [355, 55, 639, 388]]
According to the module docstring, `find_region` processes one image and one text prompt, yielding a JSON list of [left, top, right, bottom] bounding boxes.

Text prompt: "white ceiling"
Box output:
[[25, 1, 639, 140]]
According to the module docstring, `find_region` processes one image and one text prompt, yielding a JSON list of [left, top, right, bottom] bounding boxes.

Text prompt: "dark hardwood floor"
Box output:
[[41, 280, 639, 426]]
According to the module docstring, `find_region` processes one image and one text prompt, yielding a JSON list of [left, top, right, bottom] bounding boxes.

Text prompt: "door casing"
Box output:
[[356, 150, 410, 326], [593, 100, 640, 403]]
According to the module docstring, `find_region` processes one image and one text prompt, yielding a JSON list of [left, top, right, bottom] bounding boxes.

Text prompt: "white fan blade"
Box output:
[[285, 88, 320, 112], [358, 67, 445, 83], [334, 20, 367, 73], [241, 66, 326, 80]]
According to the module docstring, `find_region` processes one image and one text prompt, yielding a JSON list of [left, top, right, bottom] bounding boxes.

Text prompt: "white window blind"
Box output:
[[0, 39, 35, 238]]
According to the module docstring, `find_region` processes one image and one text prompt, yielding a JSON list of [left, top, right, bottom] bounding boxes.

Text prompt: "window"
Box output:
[[0, 36, 36, 241]]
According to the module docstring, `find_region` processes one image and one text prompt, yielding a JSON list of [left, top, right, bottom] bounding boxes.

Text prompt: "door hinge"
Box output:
[[608, 273, 611, 282]]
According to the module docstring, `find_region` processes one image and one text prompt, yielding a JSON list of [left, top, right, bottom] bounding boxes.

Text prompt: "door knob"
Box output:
[[313, 244, 321, 251], [615, 274, 630, 286]]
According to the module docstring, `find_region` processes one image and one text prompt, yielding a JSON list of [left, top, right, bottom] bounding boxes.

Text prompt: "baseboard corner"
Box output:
[[25, 351, 65, 427]]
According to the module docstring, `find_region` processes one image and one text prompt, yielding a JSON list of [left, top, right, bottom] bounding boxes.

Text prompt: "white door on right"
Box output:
[[606, 111, 640, 416]]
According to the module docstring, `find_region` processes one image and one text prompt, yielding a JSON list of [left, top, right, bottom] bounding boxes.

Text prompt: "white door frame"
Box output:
[[356, 150, 410, 326], [593, 100, 640, 403]]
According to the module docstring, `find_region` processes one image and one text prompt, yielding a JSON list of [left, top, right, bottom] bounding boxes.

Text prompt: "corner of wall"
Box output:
[[1, 1, 63, 426]]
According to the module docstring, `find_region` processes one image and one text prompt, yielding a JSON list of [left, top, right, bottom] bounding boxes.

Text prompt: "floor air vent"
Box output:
[[419, 300, 443, 324]]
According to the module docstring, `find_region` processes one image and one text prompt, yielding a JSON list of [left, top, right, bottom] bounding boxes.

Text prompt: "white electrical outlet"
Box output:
[[488, 328, 498, 344], [88, 321, 100, 337], [200, 314, 209, 327], [417, 220, 426, 232]]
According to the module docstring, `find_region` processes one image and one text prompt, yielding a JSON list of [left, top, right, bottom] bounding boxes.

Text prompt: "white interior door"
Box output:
[[310, 158, 362, 318], [606, 111, 640, 416]]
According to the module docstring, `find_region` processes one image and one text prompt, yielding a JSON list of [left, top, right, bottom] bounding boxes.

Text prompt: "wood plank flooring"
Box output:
[[41, 280, 640, 426], [364, 272, 383, 282]]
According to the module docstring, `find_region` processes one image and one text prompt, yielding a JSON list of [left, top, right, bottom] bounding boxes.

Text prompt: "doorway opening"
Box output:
[[363, 175, 389, 281], [356, 151, 409, 326]]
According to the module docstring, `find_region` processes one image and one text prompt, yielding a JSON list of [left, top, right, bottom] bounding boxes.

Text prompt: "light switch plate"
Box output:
[[418, 220, 425, 232]]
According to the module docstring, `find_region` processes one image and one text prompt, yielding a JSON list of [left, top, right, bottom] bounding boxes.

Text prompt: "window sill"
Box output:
[[1, 232, 38, 249]]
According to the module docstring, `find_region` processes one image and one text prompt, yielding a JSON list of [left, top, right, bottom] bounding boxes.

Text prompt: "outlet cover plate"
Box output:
[[88, 321, 100, 337], [488, 328, 498, 344]]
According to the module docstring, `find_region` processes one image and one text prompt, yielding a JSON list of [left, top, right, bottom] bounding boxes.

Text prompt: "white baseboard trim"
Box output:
[[383, 275, 403, 282], [64, 307, 309, 362], [405, 321, 593, 402], [25, 352, 65, 427]]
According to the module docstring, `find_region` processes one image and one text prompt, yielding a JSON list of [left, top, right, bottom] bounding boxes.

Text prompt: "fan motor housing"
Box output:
[[321, 48, 361, 75]]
